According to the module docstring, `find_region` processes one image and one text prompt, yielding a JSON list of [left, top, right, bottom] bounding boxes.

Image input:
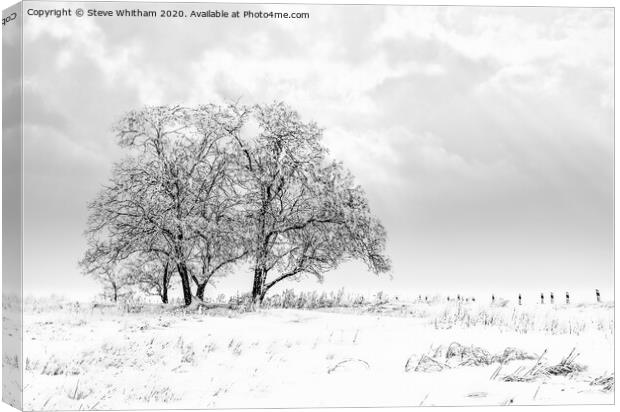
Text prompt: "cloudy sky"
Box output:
[[20, 2, 613, 302]]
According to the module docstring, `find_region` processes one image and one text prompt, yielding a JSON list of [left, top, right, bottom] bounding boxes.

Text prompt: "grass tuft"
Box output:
[[590, 373, 614, 392]]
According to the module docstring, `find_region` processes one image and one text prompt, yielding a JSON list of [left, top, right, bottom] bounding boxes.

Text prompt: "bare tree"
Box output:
[[190, 222, 247, 301], [189, 193, 248, 300], [83, 105, 247, 306], [131, 254, 174, 304], [230, 102, 391, 304], [83, 102, 390, 307], [80, 242, 133, 302], [81, 156, 178, 299], [188, 108, 248, 300]]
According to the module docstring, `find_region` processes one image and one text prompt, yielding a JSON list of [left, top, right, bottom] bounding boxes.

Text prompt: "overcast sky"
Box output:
[[21, 3, 613, 302]]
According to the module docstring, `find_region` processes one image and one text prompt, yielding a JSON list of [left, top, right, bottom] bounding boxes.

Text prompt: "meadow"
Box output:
[[20, 291, 614, 409]]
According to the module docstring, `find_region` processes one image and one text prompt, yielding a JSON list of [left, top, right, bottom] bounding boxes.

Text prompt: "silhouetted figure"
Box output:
[[424, 296, 428, 302], [518, 293, 522, 305], [596, 289, 601, 303], [550, 292, 554, 304], [565, 291, 570, 305], [471, 297, 476, 302], [491, 294, 495, 304], [457, 294, 461, 301], [447, 296, 450, 301], [540, 292, 544, 304]]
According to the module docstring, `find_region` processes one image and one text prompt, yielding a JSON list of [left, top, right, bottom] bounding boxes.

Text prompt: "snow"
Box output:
[[22, 299, 613, 410]]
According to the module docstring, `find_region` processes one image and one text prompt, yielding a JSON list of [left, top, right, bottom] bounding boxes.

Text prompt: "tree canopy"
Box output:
[[81, 102, 390, 306]]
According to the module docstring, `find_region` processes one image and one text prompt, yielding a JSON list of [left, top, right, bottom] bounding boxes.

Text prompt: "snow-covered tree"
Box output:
[[80, 242, 134, 302], [82, 102, 390, 307], [131, 253, 174, 303], [82, 105, 246, 306], [230, 102, 391, 304]]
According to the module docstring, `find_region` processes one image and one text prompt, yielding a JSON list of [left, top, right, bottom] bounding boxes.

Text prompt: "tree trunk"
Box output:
[[177, 262, 192, 306], [258, 269, 298, 304], [161, 262, 169, 304], [251, 267, 266, 304], [259, 289, 268, 304], [161, 286, 168, 304], [112, 282, 118, 302], [196, 282, 207, 301]]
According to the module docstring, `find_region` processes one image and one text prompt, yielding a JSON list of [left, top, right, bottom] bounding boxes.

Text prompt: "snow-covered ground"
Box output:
[[22, 298, 614, 410]]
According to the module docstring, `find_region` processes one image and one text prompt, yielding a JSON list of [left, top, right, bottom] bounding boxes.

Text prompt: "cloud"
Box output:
[[20, 4, 613, 296]]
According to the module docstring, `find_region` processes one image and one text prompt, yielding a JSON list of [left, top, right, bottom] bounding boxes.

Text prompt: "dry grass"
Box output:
[[544, 348, 586, 376], [21, 292, 615, 338], [406, 355, 450, 372], [327, 358, 370, 374], [431, 302, 613, 335], [407, 342, 538, 372], [21, 293, 613, 409], [500, 348, 586, 382], [590, 373, 614, 392]]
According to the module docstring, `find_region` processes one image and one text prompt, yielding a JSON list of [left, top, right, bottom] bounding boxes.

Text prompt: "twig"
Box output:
[[533, 385, 541, 400], [419, 393, 429, 406], [327, 358, 370, 374], [490, 365, 502, 380]]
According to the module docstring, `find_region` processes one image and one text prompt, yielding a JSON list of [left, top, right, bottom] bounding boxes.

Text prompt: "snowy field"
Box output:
[[21, 297, 614, 410]]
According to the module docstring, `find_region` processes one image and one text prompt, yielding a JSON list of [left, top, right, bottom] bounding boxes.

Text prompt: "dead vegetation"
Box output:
[[406, 355, 449, 372], [21, 297, 612, 409], [406, 342, 537, 372], [405, 343, 590, 387], [327, 358, 370, 374], [498, 348, 586, 382], [590, 373, 614, 392]]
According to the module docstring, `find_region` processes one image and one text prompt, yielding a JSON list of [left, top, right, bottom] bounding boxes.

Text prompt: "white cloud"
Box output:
[[20, 4, 613, 295]]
